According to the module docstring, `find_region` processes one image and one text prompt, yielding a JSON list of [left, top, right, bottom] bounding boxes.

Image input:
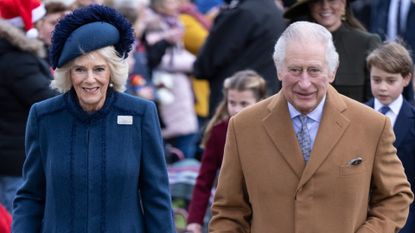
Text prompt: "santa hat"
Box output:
[[0, 0, 46, 38]]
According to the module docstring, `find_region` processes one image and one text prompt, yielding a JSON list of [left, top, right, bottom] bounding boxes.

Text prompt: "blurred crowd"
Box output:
[[1, 0, 415, 232]]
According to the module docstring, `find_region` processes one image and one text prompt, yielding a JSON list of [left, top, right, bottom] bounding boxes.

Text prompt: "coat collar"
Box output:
[[263, 85, 350, 188], [263, 90, 305, 179], [65, 87, 116, 123]]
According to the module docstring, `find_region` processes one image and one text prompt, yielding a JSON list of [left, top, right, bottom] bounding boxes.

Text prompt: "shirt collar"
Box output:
[[374, 94, 403, 115], [288, 95, 326, 122]]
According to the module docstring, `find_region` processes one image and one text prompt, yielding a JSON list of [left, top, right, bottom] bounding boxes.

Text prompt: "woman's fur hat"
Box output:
[[49, 4, 135, 69]]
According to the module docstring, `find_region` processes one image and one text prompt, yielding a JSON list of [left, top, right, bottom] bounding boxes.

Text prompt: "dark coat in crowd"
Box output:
[[193, 0, 285, 114], [369, 0, 415, 103], [331, 24, 381, 103], [370, 0, 415, 57], [0, 20, 56, 176]]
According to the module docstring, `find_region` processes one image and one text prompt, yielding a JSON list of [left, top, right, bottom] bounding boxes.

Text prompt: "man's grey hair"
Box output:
[[273, 21, 339, 73]]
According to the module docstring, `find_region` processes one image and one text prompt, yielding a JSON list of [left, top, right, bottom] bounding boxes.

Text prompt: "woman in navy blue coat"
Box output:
[[12, 5, 176, 233]]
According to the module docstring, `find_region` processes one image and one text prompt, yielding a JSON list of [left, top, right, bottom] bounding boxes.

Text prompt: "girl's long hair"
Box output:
[[201, 70, 267, 147]]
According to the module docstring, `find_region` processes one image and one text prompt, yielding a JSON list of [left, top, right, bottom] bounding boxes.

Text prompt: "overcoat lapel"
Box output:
[[263, 92, 306, 179], [297, 86, 350, 189]]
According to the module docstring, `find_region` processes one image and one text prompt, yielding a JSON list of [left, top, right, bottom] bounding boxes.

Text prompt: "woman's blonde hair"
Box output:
[[201, 70, 267, 147], [51, 46, 129, 93]]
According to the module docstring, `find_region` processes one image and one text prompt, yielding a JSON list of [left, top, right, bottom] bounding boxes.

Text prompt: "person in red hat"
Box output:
[[0, 204, 11, 233], [0, 0, 46, 37], [0, 0, 57, 212]]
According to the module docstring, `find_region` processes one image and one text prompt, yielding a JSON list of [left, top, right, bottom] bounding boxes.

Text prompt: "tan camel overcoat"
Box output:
[[209, 86, 413, 233]]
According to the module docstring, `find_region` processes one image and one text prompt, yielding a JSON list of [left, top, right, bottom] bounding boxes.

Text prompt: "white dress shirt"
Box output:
[[387, 0, 411, 40], [374, 94, 403, 127], [288, 95, 326, 150]]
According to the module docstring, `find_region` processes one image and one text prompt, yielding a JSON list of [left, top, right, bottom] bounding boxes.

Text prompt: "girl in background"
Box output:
[[186, 70, 267, 233]]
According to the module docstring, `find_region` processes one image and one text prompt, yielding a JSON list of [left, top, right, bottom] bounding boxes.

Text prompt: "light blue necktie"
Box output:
[[379, 105, 390, 115], [296, 115, 312, 162]]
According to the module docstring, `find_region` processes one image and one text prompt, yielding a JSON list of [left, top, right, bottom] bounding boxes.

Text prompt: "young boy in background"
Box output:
[[366, 41, 415, 233]]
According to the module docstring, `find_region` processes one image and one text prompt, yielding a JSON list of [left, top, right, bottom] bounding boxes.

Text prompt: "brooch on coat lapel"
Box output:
[[117, 115, 133, 125]]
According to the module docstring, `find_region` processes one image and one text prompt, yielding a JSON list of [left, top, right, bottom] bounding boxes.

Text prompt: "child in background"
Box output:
[[366, 41, 415, 233], [113, 0, 156, 100], [186, 70, 267, 233], [147, 0, 199, 159]]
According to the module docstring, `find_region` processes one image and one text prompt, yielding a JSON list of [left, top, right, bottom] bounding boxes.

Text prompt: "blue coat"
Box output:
[[12, 89, 176, 233], [370, 0, 415, 58], [367, 98, 415, 233]]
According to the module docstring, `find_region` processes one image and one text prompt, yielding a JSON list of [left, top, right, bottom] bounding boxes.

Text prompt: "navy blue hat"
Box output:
[[50, 4, 135, 69]]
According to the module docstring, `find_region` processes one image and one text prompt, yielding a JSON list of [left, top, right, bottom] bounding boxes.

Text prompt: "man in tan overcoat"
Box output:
[[208, 21, 414, 233]]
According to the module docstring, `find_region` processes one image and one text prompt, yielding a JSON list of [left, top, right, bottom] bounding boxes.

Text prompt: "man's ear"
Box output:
[[328, 65, 338, 83], [277, 67, 283, 81]]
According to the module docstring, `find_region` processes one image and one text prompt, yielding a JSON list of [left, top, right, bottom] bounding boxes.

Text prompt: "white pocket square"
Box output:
[[347, 157, 363, 166]]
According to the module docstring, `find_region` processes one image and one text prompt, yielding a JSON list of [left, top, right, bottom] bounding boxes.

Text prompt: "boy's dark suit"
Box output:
[[367, 98, 415, 233]]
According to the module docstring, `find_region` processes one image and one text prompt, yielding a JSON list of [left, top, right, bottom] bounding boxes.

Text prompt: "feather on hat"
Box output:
[[49, 4, 135, 69]]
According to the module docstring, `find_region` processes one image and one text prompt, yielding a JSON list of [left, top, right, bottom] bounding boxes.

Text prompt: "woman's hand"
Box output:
[[186, 223, 202, 233]]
